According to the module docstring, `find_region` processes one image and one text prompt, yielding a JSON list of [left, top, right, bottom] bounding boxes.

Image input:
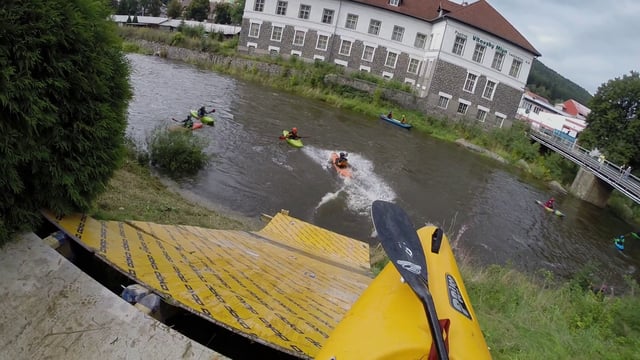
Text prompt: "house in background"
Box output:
[[238, 0, 540, 128], [556, 99, 591, 120], [516, 90, 588, 143]]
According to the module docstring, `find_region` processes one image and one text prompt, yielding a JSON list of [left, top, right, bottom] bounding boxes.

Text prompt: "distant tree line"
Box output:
[[112, 0, 245, 24], [526, 59, 593, 106], [113, 0, 164, 17]]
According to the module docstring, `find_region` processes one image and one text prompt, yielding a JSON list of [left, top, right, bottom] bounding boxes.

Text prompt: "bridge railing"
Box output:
[[528, 129, 640, 204]]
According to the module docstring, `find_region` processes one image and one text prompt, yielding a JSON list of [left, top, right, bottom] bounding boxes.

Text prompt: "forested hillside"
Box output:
[[526, 59, 593, 106]]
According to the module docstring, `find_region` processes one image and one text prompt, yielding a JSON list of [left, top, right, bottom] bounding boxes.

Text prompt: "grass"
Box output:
[[464, 263, 640, 359], [91, 149, 248, 231]]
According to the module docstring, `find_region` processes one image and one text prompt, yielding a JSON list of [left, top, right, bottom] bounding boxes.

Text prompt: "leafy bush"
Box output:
[[1, 0, 131, 243], [148, 127, 210, 177]]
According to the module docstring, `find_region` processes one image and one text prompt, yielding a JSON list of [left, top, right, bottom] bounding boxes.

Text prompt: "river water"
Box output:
[[126, 54, 640, 289]]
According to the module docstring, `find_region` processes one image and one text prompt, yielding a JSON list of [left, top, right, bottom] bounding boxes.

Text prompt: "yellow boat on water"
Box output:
[[315, 222, 491, 360]]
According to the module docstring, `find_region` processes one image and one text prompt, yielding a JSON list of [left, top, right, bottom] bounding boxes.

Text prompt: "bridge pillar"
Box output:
[[570, 168, 613, 207]]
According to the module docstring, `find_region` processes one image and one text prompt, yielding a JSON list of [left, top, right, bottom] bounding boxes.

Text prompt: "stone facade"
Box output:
[[426, 60, 519, 128]]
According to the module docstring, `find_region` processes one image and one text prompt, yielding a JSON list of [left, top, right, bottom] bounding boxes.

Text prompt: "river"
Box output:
[[126, 53, 640, 289]]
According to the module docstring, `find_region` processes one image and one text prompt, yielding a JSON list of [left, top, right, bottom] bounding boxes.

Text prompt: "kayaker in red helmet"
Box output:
[[544, 197, 555, 209], [287, 127, 300, 140]]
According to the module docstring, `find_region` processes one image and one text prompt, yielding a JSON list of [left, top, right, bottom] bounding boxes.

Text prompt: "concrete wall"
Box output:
[[570, 167, 613, 208]]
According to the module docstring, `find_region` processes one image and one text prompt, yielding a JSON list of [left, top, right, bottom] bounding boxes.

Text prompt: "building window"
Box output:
[[452, 34, 466, 55], [339, 40, 352, 56], [362, 45, 375, 62], [389, 0, 400, 6], [248, 23, 260, 38], [298, 4, 310, 19], [476, 109, 487, 122], [391, 26, 404, 42], [509, 58, 522, 77], [533, 106, 542, 114], [322, 9, 334, 24], [414, 33, 427, 49], [345, 14, 358, 29], [276, 1, 287, 15], [293, 30, 305, 46], [254, 0, 264, 12], [407, 58, 420, 74], [482, 80, 497, 99], [385, 51, 398, 68], [463, 73, 477, 93], [457, 102, 469, 115], [271, 26, 283, 41], [472, 44, 485, 63], [316, 35, 329, 50], [438, 96, 449, 109], [368, 19, 381, 35], [491, 51, 504, 71]]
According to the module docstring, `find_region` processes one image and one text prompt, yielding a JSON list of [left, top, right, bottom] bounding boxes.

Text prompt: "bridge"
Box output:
[[529, 129, 640, 205]]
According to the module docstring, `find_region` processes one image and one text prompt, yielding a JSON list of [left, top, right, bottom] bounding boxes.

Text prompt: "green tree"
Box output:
[[187, 0, 210, 21], [167, 0, 182, 18], [213, 2, 232, 24], [579, 71, 640, 166], [0, 0, 131, 243], [139, 0, 162, 16], [117, 0, 130, 15], [230, 0, 245, 25]]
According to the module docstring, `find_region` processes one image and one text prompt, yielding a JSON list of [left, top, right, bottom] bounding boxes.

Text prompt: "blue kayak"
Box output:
[[379, 114, 412, 129]]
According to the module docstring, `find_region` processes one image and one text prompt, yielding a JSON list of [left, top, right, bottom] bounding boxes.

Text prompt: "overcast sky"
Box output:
[[487, 0, 639, 95]]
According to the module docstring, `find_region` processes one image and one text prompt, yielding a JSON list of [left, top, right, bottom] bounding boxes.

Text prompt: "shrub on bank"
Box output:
[[148, 127, 210, 178]]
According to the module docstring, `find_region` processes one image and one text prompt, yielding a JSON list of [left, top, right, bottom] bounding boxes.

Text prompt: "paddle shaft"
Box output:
[[417, 278, 449, 360], [371, 200, 448, 360]]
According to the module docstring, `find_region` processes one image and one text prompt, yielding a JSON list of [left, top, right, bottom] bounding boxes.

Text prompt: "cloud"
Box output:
[[487, 0, 640, 94]]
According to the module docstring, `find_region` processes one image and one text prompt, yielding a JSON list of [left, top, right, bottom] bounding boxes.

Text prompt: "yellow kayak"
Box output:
[[315, 224, 491, 359]]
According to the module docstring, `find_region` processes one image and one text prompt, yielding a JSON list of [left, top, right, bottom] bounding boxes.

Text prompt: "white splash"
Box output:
[[303, 146, 396, 215]]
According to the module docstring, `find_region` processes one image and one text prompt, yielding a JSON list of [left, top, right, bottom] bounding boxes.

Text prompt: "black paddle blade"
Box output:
[[372, 200, 449, 360], [371, 200, 429, 289]]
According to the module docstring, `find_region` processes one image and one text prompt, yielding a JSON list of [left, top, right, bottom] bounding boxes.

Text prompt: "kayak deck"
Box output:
[[190, 109, 214, 125], [282, 130, 304, 148], [315, 225, 491, 359], [535, 200, 565, 217]]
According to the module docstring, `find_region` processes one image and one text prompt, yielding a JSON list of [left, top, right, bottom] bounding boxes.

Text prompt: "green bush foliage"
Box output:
[[148, 127, 210, 178], [0, 0, 131, 244]]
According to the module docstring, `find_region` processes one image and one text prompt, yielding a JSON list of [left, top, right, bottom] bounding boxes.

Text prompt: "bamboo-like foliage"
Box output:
[[0, 0, 132, 243]]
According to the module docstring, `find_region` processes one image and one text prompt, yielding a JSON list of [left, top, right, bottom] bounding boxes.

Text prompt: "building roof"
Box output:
[[349, 0, 541, 56], [161, 19, 242, 35], [559, 99, 591, 118], [111, 15, 169, 25]]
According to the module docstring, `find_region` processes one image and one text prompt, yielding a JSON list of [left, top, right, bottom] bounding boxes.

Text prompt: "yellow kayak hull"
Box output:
[[315, 225, 491, 360]]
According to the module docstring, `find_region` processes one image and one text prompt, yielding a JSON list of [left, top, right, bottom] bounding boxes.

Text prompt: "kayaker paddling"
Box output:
[[335, 152, 348, 168], [286, 127, 300, 140]]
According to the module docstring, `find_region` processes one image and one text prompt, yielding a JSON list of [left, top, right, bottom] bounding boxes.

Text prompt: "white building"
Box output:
[[238, 0, 540, 127], [516, 90, 587, 142]]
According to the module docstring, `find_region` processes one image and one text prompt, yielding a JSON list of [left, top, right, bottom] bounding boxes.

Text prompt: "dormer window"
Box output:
[[389, 0, 400, 6]]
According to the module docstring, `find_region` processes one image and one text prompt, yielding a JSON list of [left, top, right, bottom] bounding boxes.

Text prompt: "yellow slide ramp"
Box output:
[[44, 212, 372, 359]]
